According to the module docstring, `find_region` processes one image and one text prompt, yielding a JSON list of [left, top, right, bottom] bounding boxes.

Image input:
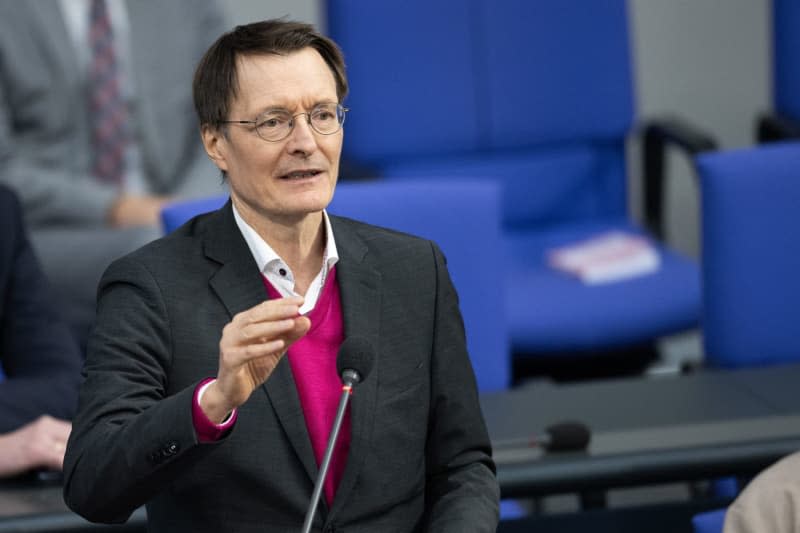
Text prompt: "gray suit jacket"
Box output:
[[63, 203, 500, 532], [0, 0, 225, 226]]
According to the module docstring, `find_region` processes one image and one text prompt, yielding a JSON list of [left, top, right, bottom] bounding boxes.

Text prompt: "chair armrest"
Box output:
[[756, 112, 800, 143], [642, 116, 718, 239]]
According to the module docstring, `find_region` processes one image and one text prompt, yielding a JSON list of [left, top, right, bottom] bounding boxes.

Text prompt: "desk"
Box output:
[[2, 364, 799, 530], [482, 363, 800, 497], [0, 480, 145, 531]]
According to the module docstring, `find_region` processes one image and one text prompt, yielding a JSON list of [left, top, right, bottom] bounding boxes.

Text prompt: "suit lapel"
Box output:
[[203, 203, 318, 484], [203, 210, 384, 516], [29, 2, 81, 86], [328, 217, 382, 518]]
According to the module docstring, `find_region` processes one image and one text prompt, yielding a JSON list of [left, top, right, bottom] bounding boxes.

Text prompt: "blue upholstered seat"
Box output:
[[327, 0, 701, 364], [161, 195, 227, 234], [160, 180, 510, 393], [759, 0, 800, 141], [329, 180, 509, 392], [696, 142, 800, 368]]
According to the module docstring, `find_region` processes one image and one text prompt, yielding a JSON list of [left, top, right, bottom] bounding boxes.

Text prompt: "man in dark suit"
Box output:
[[0, 185, 82, 477], [63, 20, 499, 532]]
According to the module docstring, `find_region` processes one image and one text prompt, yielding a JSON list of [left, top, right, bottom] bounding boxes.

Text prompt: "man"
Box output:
[[0, 185, 82, 477], [0, 0, 226, 343], [63, 19, 499, 532]]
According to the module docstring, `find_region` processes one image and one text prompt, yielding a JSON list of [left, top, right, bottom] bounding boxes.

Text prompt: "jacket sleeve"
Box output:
[[62, 257, 218, 524], [422, 242, 500, 531], [0, 188, 83, 432]]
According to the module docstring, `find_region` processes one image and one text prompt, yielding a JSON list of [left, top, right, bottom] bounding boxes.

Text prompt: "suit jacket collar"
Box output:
[[201, 204, 382, 521], [29, 2, 80, 87]]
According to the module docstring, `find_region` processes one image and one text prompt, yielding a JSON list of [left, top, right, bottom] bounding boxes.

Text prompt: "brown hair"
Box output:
[[193, 19, 348, 129]]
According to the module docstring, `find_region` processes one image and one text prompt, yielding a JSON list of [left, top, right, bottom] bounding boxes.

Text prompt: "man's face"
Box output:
[[204, 48, 342, 224]]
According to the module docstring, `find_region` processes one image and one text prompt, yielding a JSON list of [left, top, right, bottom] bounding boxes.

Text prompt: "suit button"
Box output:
[[166, 442, 180, 455]]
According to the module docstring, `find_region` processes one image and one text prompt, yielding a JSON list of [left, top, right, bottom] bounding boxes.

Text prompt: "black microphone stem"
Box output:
[[300, 381, 354, 533]]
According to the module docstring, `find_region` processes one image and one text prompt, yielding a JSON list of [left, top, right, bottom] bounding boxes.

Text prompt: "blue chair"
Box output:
[[693, 141, 800, 505], [160, 182, 510, 392], [161, 195, 227, 233], [696, 142, 800, 368], [328, 180, 509, 392], [692, 508, 726, 533], [328, 0, 709, 378], [758, 0, 800, 141]]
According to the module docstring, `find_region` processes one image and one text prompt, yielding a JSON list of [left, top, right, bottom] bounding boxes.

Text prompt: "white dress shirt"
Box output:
[[232, 204, 339, 315]]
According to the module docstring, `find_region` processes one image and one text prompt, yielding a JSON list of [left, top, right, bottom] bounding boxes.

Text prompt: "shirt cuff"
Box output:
[[192, 378, 238, 443]]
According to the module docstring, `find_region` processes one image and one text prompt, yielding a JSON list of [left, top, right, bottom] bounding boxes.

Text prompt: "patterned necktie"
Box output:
[[88, 0, 128, 185]]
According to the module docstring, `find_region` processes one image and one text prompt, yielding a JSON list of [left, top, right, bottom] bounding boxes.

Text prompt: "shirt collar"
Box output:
[[231, 203, 339, 275]]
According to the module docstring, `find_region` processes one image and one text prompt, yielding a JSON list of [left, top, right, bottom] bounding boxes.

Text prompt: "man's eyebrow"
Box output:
[[254, 100, 338, 115]]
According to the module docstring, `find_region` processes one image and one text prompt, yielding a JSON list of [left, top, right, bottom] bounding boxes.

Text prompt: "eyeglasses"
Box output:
[[222, 103, 348, 142]]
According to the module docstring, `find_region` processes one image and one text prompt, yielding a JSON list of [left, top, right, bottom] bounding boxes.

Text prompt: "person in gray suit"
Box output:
[[63, 19, 499, 532], [0, 0, 227, 344]]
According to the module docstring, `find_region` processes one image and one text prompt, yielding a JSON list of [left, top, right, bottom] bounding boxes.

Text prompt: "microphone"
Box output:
[[494, 421, 591, 452], [301, 337, 375, 533]]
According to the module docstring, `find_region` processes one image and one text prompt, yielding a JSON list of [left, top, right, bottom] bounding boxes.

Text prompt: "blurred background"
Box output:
[[224, 0, 769, 260]]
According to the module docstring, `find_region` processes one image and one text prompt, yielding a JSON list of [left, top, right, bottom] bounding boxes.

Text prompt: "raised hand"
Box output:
[[200, 296, 311, 423]]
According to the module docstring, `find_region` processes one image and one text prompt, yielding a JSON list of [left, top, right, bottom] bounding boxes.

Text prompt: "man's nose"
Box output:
[[286, 114, 317, 155]]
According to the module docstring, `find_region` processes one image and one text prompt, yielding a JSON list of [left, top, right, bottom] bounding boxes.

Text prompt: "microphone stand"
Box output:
[[300, 369, 359, 533]]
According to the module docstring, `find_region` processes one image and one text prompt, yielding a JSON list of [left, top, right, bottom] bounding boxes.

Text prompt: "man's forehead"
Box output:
[[232, 49, 337, 108]]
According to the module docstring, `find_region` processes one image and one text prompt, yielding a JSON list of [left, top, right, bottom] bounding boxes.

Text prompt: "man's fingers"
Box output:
[[229, 338, 286, 364], [236, 297, 304, 326], [239, 318, 296, 343], [286, 316, 311, 343]]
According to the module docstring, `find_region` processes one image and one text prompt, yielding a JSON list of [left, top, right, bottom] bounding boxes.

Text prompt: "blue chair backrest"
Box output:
[[696, 142, 800, 368], [160, 184, 511, 391], [329, 180, 510, 392], [327, 0, 633, 230], [161, 195, 227, 233], [773, 0, 800, 120]]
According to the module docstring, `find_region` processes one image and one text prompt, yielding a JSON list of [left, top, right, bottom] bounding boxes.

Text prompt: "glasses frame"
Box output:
[[221, 103, 348, 142]]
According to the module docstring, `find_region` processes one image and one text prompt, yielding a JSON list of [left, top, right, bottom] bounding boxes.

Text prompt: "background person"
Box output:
[[723, 451, 800, 533], [0, 185, 82, 477], [0, 0, 227, 346]]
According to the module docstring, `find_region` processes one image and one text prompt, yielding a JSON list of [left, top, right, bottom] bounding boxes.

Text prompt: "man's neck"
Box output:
[[233, 197, 326, 295]]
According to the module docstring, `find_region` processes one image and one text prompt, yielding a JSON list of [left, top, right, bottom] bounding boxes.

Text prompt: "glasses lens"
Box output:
[[310, 104, 345, 135], [254, 104, 345, 141], [255, 110, 292, 141]]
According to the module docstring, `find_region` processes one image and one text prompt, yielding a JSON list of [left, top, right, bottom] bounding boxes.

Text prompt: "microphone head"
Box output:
[[544, 421, 591, 452], [336, 336, 375, 385]]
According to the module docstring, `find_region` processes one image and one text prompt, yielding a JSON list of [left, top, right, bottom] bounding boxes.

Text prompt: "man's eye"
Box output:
[[257, 115, 288, 129], [314, 111, 335, 121]]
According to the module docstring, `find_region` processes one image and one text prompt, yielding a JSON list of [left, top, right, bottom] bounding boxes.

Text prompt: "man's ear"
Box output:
[[201, 124, 229, 172]]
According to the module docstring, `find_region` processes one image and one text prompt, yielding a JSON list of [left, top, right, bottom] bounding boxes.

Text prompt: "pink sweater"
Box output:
[[262, 268, 347, 506]]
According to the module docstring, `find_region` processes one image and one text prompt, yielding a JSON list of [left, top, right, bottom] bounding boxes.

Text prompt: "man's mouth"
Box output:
[[280, 169, 322, 180]]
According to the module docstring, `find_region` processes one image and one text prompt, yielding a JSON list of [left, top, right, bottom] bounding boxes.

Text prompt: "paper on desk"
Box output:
[[547, 231, 660, 285]]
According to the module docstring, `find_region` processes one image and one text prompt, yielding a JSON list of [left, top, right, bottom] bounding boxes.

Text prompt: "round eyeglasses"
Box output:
[[222, 103, 348, 142]]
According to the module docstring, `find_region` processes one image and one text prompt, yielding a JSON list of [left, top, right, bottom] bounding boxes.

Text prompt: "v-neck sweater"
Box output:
[[262, 267, 346, 506]]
